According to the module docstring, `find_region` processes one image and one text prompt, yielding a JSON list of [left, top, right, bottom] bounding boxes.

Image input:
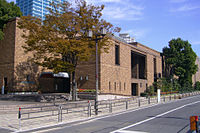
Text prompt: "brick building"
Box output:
[[0, 18, 198, 96], [193, 57, 200, 84]]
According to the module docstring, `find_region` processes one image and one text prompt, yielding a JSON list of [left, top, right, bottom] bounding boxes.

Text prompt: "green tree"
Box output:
[[18, 0, 120, 100], [163, 38, 197, 90], [0, 0, 22, 40]]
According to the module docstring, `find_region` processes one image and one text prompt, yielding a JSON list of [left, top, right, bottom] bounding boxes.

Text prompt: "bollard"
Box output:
[[109, 102, 112, 113], [163, 96, 165, 102], [60, 105, 62, 122], [174, 95, 176, 99], [126, 101, 128, 110], [88, 101, 91, 117], [138, 98, 140, 107], [170, 95, 171, 101], [95, 100, 98, 115], [18, 107, 21, 130], [148, 97, 150, 104]]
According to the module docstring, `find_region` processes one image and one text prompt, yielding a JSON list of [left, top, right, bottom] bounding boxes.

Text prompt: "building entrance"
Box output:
[[131, 83, 138, 96]]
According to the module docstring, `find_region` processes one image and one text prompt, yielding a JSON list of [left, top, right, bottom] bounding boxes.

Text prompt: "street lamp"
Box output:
[[88, 28, 106, 115]]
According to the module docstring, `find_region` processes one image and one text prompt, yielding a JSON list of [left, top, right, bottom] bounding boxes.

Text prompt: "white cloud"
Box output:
[[103, 6, 143, 21], [170, 4, 200, 12], [86, 0, 145, 21]]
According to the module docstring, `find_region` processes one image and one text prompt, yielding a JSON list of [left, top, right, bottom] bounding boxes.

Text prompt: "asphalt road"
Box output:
[[28, 95, 200, 133], [0, 127, 12, 133]]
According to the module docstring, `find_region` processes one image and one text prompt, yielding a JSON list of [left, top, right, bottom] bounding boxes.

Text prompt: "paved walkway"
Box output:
[[0, 92, 199, 132]]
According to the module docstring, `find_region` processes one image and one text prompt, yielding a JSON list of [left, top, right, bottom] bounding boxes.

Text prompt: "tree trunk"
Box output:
[[72, 71, 77, 101]]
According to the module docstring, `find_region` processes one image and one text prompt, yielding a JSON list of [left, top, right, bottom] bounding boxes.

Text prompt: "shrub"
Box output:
[[195, 81, 200, 90]]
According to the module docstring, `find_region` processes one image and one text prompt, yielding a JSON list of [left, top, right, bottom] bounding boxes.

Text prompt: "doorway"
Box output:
[[131, 83, 138, 96]]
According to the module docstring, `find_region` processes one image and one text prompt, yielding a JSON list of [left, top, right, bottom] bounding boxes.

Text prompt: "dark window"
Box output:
[[3, 77, 7, 87], [114, 82, 116, 91], [119, 82, 121, 91], [115, 45, 120, 65], [109, 82, 111, 91], [154, 58, 157, 74], [124, 82, 126, 90], [27, 75, 30, 82]]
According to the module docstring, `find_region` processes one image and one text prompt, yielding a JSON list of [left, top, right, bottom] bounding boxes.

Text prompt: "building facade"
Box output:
[[1, 18, 200, 96], [16, 0, 66, 20], [76, 36, 163, 96], [193, 57, 200, 84]]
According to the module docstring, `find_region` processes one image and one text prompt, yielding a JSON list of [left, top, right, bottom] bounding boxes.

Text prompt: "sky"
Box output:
[[7, 0, 200, 57]]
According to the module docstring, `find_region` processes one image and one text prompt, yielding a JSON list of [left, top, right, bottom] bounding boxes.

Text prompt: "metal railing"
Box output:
[[17, 91, 200, 129]]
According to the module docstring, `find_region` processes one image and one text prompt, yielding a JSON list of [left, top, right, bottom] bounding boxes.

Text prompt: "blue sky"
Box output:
[[7, 0, 200, 57]]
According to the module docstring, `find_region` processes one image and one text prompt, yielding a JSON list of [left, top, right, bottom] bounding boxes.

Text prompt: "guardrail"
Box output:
[[17, 91, 200, 130]]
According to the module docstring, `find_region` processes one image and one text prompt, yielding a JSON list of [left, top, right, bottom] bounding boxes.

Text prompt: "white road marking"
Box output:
[[110, 100, 200, 133], [116, 130, 148, 133]]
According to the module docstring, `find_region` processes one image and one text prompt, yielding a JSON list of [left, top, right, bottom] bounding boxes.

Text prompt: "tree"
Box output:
[[0, 0, 22, 40], [18, 0, 120, 100], [163, 38, 198, 89]]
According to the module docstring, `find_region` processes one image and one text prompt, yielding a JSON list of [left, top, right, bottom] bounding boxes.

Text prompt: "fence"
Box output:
[[17, 92, 200, 130]]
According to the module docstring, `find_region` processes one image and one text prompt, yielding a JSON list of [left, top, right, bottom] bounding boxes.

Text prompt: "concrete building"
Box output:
[[16, 0, 67, 20]]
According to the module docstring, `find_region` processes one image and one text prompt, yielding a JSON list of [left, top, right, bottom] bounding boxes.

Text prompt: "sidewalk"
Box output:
[[0, 92, 199, 132]]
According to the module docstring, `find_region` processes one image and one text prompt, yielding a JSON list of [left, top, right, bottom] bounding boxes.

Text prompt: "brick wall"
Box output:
[[193, 57, 200, 84], [0, 18, 163, 96], [0, 19, 16, 92]]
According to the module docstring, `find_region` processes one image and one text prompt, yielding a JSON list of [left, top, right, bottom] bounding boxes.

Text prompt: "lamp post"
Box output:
[[88, 28, 106, 115]]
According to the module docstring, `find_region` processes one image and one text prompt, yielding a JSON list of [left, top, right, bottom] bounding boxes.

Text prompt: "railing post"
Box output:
[[58, 105, 60, 122]]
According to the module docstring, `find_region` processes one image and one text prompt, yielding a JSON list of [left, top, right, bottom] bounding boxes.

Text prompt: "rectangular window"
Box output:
[[114, 82, 116, 91], [154, 58, 157, 74], [115, 45, 120, 65], [109, 82, 111, 91], [124, 82, 126, 90], [3, 77, 7, 87], [119, 82, 121, 91]]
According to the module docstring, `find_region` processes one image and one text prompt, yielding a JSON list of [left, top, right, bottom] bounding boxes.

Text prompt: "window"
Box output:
[[119, 82, 121, 91], [3, 77, 7, 87], [27, 75, 30, 82], [109, 82, 111, 91], [115, 45, 120, 65], [154, 58, 157, 74], [124, 82, 126, 90], [114, 82, 116, 91]]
